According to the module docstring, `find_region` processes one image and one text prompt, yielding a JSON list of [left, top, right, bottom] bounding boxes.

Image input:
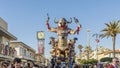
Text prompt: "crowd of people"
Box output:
[[49, 57, 120, 68], [0, 57, 119, 68], [0, 58, 39, 68]]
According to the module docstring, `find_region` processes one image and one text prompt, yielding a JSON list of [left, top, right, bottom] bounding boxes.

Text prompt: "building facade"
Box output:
[[10, 41, 36, 62], [10, 41, 36, 67], [76, 46, 120, 63], [0, 17, 17, 62]]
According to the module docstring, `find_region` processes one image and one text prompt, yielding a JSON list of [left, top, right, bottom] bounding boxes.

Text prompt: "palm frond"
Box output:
[[110, 22, 113, 26], [105, 23, 110, 27], [99, 34, 105, 39], [92, 33, 97, 37], [78, 44, 83, 49], [99, 34, 109, 39], [101, 28, 108, 32], [92, 33, 100, 39]]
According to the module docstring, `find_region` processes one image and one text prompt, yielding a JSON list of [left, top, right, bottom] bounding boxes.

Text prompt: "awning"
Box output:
[[0, 26, 17, 40], [0, 54, 14, 61]]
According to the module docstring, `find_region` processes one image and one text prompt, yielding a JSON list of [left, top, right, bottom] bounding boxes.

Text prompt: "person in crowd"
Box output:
[[103, 63, 108, 68], [32, 64, 39, 68], [1, 60, 12, 68], [47, 64, 51, 68], [108, 57, 119, 68], [12, 58, 22, 68], [26, 63, 31, 68], [1, 61, 9, 68]]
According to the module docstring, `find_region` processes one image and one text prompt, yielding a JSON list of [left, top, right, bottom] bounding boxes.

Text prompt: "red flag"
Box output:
[[77, 26, 80, 34], [95, 39, 100, 43]]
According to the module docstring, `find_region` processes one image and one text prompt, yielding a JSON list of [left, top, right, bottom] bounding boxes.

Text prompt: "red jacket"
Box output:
[[108, 64, 117, 68]]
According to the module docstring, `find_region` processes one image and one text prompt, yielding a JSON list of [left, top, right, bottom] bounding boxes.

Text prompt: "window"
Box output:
[[24, 49, 26, 56]]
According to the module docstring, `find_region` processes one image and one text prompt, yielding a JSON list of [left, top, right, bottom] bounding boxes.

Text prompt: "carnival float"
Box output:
[[46, 15, 81, 66]]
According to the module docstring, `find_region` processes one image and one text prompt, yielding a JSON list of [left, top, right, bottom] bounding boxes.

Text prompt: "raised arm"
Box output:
[[74, 17, 81, 34], [46, 15, 51, 30], [46, 15, 57, 32], [69, 17, 81, 34]]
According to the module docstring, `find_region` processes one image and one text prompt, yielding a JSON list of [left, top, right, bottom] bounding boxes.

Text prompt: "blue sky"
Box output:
[[0, 0, 120, 58]]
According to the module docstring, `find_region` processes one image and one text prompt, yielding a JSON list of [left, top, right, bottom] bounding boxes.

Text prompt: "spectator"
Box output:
[[33, 64, 39, 68], [108, 57, 119, 68], [12, 58, 22, 68], [27, 63, 31, 68], [1, 61, 9, 68], [103, 63, 108, 68], [0, 61, 10, 68]]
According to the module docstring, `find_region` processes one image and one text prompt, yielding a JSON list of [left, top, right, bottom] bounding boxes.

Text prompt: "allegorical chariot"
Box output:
[[46, 15, 81, 63]]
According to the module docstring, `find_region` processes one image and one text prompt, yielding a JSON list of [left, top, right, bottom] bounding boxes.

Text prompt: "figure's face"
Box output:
[[115, 60, 119, 65], [58, 18, 67, 27], [113, 58, 119, 65], [14, 62, 21, 68]]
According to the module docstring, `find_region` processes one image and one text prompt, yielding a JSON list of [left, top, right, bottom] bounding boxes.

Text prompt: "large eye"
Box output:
[[64, 22, 66, 24], [60, 22, 62, 24], [58, 23, 61, 26]]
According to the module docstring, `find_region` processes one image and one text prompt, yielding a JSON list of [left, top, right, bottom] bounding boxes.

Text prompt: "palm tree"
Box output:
[[84, 45, 92, 60], [100, 21, 120, 58], [78, 44, 83, 58], [78, 44, 83, 50]]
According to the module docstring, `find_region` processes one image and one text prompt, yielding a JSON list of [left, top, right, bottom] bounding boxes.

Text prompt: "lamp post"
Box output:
[[87, 29, 91, 47], [86, 29, 91, 60], [92, 33, 100, 61]]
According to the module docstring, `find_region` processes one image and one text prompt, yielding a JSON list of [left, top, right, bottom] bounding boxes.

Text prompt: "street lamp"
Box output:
[[92, 33, 100, 60], [78, 44, 83, 59], [86, 29, 91, 60], [87, 29, 91, 47]]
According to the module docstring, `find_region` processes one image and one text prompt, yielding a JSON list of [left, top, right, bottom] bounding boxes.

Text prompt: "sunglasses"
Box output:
[[116, 61, 119, 62]]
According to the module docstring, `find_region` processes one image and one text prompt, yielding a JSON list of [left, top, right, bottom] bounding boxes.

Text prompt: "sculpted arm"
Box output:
[[69, 17, 81, 34], [46, 16, 57, 32], [69, 23, 81, 34]]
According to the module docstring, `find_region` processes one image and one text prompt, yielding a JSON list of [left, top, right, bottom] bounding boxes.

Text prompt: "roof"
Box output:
[[104, 50, 120, 55], [0, 26, 17, 40], [0, 17, 17, 40]]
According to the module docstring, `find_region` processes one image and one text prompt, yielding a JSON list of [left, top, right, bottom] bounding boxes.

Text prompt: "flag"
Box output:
[[95, 39, 100, 43]]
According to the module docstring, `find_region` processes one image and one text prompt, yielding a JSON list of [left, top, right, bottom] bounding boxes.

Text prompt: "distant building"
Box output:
[[10, 41, 36, 64], [90, 46, 111, 60], [103, 49, 120, 60], [35, 53, 50, 66], [0, 17, 17, 62], [35, 53, 42, 66], [76, 46, 120, 63], [91, 46, 120, 61]]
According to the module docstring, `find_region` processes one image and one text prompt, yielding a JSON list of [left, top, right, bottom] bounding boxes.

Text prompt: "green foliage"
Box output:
[[100, 21, 120, 57], [100, 57, 113, 62], [78, 58, 98, 64]]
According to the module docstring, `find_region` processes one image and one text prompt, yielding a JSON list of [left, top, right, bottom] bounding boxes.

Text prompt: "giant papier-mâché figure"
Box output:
[[46, 15, 81, 58]]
